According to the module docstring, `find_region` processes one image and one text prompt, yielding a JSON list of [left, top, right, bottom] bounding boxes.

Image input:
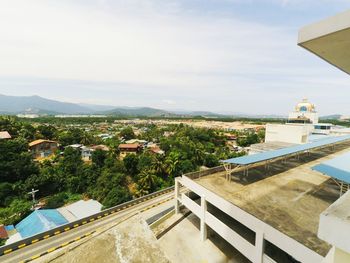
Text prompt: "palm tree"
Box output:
[[137, 169, 157, 195], [165, 152, 180, 177], [151, 154, 165, 176]]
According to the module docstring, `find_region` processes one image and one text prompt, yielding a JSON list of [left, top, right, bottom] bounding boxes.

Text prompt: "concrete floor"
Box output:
[[196, 143, 350, 257], [158, 213, 250, 263]]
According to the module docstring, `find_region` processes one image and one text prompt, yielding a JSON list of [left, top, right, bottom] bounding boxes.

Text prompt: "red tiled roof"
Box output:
[[118, 143, 140, 149]]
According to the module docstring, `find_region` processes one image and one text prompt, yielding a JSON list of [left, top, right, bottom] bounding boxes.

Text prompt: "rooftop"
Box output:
[[312, 151, 350, 184], [29, 139, 57, 147], [249, 141, 296, 153], [0, 131, 11, 139], [118, 143, 140, 149], [195, 141, 350, 256], [57, 200, 102, 221], [15, 209, 68, 238]]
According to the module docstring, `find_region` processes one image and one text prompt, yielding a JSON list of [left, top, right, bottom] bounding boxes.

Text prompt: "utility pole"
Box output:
[[28, 188, 39, 210]]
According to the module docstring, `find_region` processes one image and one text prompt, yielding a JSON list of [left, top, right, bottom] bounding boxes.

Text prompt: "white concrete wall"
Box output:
[[265, 124, 309, 144], [318, 191, 350, 255], [175, 176, 324, 263]]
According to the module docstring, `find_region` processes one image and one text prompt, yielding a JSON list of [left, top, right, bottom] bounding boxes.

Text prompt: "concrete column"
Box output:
[[175, 177, 180, 214], [200, 195, 207, 241], [255, 230, 264, 263]]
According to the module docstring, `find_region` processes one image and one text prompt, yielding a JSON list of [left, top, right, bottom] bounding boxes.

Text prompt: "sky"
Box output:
[[0, 0, 350, 115]]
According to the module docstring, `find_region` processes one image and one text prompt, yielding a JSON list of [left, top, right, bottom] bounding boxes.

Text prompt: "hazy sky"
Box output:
[[0, 0, 350, 115]]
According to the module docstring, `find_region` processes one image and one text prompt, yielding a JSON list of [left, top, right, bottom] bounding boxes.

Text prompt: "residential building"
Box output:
[[66, 144, 95, 161], [90, 144, 110, 152], [118, 143, 141, 159], [28, 139, 58, 159]]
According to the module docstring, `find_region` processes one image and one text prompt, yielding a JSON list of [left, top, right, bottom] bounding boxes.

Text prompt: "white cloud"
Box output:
[[0, 0, 349, 114]]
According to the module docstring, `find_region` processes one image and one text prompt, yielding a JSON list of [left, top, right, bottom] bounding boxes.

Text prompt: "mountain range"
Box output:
[[0, 94, 198, 117], [0, 94, 343, 119]]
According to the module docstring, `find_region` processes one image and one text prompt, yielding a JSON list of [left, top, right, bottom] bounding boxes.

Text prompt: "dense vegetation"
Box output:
[[0, 116, 251, 228]]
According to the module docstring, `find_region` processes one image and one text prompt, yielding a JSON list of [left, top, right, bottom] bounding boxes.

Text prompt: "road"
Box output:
[[1, 191, 175, 263]]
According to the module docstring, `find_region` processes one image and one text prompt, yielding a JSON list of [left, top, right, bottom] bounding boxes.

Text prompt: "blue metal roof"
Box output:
[[15, 209, 68, 238], [312, 151, 350, 184], [223, 135, 350, 166]]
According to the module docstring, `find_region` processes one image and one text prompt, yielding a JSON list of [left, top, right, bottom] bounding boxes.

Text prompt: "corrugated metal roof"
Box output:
[[222, 135, 350, 165], [312, 151, 350, 184], [15, 210, 68, 238]]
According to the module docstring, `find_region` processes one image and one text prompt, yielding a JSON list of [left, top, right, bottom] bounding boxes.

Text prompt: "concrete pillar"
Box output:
[[200, 195, 207, 241], [255, 231, 264, 263], [175, 177, 180, 214]]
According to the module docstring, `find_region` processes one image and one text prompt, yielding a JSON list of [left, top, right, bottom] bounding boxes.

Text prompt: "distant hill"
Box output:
[[0, 94, 91, 114], [320, 114, 342, 120], [102, 107, 173, 117], [78, 103, 116, 112], [0, 94, 310, 119], [0, 94, 175, 117]]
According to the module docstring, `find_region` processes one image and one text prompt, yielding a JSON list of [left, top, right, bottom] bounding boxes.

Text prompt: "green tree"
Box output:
[[92, 149, 107, 168], [136, 169, 158, 196], [165, 152, 180, 177], [0, 199, 32, 225], [0, 182, 14, 207], [0, 138, 39, 183], [123, 154, 139, 176], [120, 127, 135, 140], [102, 187, 131, 208], [58, 147, 85, 192], [37, 125, 58, 140]]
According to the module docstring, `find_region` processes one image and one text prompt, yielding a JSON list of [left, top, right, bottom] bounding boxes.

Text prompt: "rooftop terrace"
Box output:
[[194, 141, 350, 256]]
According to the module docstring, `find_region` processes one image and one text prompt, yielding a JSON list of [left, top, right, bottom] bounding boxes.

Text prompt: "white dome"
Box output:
[[295, 99, 315, 112]]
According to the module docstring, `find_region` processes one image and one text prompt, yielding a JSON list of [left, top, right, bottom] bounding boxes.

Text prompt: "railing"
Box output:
[[185, 165, 225, 179], [0, 166, 226, 256], [0, 186, 174, 256]]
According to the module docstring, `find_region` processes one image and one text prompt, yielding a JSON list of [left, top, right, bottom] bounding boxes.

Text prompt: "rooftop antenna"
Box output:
[[28, 188, 39, 210]]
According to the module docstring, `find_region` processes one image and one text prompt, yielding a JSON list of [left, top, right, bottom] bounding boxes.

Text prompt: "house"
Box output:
[[118, 143, 141, 159], [125, 139, 148, 146], [146, 143, 164, 155], [29, 139, 58, 159], [66, 144, 94, 161], [90, 145, 110, 152], [14, 209, 68, 239], [0, 131, 11, 140], [97, 133, 113, 140], [57, 200, 102, 222]]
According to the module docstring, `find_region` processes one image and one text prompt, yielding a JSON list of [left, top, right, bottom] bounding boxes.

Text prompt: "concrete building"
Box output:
[[262, 99, 350, 153], [175, 137, 350, 263], [66, 144, 109, 161], [265, 123, 310, 144], [288, 98, 318, 124], [298, 9, 350, 75], [174, 10, 350, 263]]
